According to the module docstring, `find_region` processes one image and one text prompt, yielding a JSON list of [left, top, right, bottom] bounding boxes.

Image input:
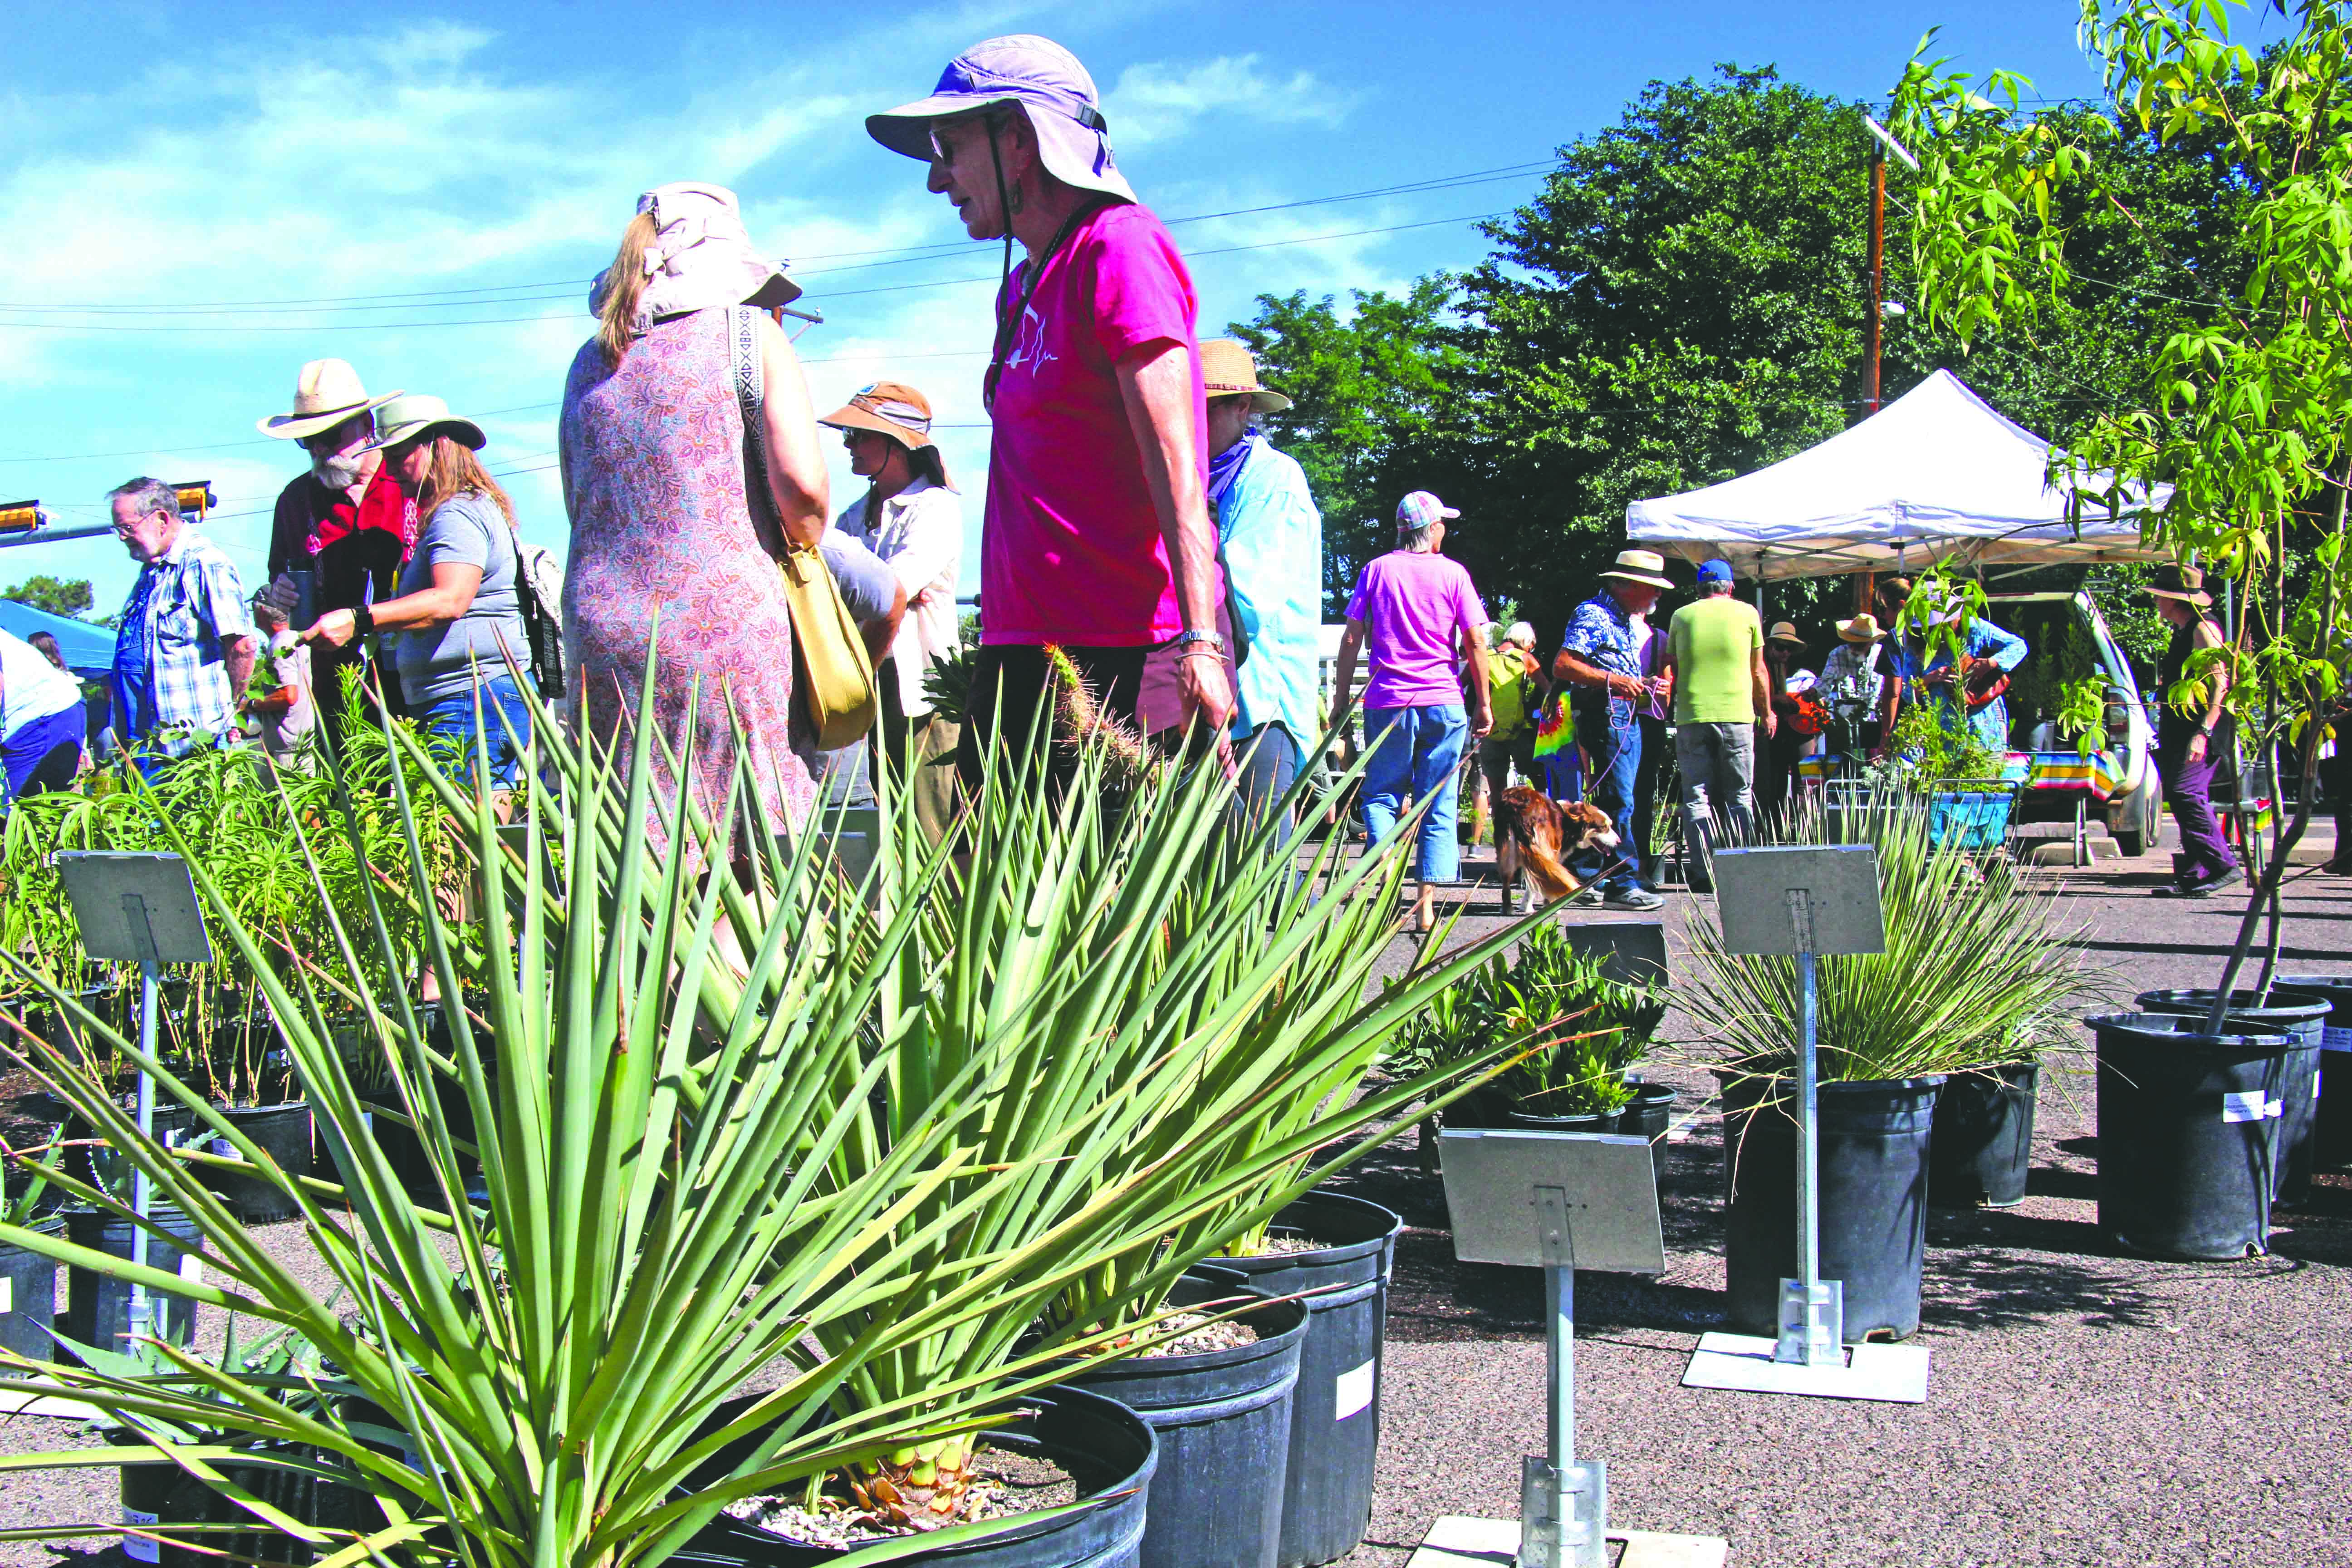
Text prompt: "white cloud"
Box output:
[[1109, 54, 1358, 146]]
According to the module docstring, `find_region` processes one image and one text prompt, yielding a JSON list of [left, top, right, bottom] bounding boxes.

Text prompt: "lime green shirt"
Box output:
[[1668, 596, 1763, 724]]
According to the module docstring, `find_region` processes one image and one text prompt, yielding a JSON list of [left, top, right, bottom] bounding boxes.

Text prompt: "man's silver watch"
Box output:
[[1173, 628, 1226, 653]]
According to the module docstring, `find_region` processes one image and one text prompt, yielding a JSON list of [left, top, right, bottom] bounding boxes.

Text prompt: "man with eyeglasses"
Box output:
[[258, 359, 409, 748]]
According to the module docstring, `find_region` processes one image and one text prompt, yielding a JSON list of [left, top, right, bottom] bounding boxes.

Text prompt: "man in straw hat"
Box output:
[[1191, 338, 1319, 823], [867, 34, 1235, 790], [820, 381, 963, 842], [2145, 564, 2242, 896], [259, 358, 407, 746], [1657, 559, 1770, 891], [1553, 549, 1676, 909]]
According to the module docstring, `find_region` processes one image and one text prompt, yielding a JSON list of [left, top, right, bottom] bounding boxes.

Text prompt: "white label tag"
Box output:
[[2222, 1091, 2266, 1123], [1334, 1358, 1377, 1421], [123, 1509, 160, 1563], [178, 1253, 203, 1288], [2267, 1098, 2285, 1119], [2325, 1025, 2352, 1054], [0, 1276, 11, 1313]]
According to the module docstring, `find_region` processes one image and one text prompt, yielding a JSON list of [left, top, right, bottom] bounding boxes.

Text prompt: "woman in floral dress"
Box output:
[[559, 183, 830, 858]]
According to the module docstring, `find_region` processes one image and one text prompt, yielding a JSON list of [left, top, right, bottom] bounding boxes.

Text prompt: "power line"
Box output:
[[0, 163, 1556, 319]]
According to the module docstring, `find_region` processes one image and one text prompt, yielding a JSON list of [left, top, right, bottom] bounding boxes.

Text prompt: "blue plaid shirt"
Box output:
[[111, 530, 254, 756], [1560, 589, 1645, 725]]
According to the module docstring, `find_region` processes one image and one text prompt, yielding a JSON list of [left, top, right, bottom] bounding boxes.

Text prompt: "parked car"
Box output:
[[1988, 588, 2161, 856]]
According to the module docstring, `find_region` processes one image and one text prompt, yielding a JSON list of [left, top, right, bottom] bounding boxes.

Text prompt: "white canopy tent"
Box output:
[[1625, 369, 2168, 581]]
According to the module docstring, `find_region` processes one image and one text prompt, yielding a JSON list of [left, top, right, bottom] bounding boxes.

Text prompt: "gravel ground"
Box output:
[[3, 823, 2346, 1568]]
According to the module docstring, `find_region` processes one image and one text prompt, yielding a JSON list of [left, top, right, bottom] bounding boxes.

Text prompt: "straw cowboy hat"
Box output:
[[2144, 563, 2213, 607], [818, 382, 956, 490], [1766, 621, 1808, 649], [1199, 339, 1292, 413], [358, 394, 486, 455], [257, 359, 402, 441], [1836, 612, 1886, 643], [1598, 548, 1674, 590]]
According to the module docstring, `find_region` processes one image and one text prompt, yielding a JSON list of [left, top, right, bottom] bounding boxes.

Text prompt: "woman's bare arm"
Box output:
[[755, 313, 830, 552]]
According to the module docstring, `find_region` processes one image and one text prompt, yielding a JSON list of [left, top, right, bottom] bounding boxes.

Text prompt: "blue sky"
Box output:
[[0, 0, 2120, 616]]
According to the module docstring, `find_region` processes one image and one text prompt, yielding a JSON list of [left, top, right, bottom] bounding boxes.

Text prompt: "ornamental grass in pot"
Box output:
[[0, 660, 1533, 1568], [1688, 792, 2096, 1338]]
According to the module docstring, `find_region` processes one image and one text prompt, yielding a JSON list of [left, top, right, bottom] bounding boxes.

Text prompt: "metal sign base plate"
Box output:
[[1681, 1332, 1930, 1403], [1410, 1515, 1729, 1568]]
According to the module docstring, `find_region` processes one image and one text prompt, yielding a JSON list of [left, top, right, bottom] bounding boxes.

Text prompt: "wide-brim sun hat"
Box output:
[[1598, 548, 1674, 590], [359, 394, 486, 455], [866, 34, 1137, 204], [1199, 338, 1292, 413], [819, 381, 957, 491], [2145, 563, 2212, 607], [258, 359, 402, 441], [587, 182, 801, 334], [1836, 612, 1886, 643], [1767, 621, 1808, 647]]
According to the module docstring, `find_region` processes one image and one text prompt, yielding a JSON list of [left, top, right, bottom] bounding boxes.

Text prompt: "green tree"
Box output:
[[2, 574, 93, 618], [1894, 0, 2352, 1004], [1229, 279, 1465, 616]]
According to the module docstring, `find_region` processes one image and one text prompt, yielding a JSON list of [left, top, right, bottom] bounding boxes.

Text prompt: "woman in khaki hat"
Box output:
[[2145, 564, 2240, 895], [818, 381, 962, 841]]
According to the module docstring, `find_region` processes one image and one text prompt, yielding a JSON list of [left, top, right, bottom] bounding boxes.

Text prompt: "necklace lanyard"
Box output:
[[984, 196, 1111, 412]]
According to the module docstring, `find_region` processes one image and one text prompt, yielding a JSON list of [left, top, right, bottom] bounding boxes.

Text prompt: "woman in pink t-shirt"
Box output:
[[868, 35, 1235, 791]]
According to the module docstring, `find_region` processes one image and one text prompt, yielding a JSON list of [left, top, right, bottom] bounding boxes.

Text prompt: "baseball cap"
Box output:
[[1695, 559, 1734, 585], [1396, 490, 1461, 530]]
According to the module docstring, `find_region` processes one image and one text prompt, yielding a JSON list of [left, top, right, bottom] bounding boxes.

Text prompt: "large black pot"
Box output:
[[2135, 988, 2330, 1205], [1194, 1192, 1401, 1568], [1054, 1274, 1310, 1568], [1719, 1074, 1944, 1343], [117, 1437, 318, 1568], [63, 1204, 204, 1357], [0, 1215, 62, 1365], [198, 1102, 314, 1224], [673, 1386, 1158, 1568], [2274, 975, 2352, 1169], [1619, 1083, 1678, 1141], [2087, 1013, 2293, 1259], [65, 1099, 200, 1198], [1928, 1062, 2040, 1208]]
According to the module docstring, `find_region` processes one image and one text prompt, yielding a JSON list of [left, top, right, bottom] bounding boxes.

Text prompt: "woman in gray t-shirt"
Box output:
[[301, 394, 533, 785]]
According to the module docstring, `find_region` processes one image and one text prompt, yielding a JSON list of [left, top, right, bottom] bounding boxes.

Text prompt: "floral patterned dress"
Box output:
[[559, 307, 815, 855]]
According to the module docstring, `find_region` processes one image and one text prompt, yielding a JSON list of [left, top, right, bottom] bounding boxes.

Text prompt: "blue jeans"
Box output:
[[1361, 704, 1469, 883], [1235, 723, 1302, 835], [1573, 703, 1642, 892], [417, 675, 533, 789]]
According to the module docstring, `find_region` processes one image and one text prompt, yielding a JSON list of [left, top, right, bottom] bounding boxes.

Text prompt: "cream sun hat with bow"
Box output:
[[587, 183, 802, 335]]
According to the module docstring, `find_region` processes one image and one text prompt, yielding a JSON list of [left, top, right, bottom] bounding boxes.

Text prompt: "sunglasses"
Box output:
[[927, 111, 1010, 168]]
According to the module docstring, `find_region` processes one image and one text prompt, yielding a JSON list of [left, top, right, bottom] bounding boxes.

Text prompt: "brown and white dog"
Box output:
[[1493, 788, 1623, 910]]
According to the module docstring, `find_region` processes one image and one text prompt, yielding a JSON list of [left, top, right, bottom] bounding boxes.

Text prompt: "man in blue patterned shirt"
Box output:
[[107, 477, 257, 769], [1551, 549, 1676, 910]]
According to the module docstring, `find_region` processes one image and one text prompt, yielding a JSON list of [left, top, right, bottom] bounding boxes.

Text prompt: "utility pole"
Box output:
[[1865, 139, 1885, 418]]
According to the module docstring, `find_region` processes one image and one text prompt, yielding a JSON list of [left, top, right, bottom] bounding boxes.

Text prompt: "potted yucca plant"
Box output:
[[0, 658, 1531, 1568]]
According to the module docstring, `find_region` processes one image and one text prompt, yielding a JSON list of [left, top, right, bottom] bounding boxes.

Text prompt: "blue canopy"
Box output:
[[0, 598, 114, 680]]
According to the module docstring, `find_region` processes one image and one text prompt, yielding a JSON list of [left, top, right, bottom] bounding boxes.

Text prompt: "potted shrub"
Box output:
[[0, 1136, 65, 1368], [0, 665, 1529, 1568], [1689, 792, 2093, 1339]]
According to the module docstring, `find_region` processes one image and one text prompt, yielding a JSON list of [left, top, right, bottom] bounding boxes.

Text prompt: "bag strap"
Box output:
[[732, 307, 789, 542]]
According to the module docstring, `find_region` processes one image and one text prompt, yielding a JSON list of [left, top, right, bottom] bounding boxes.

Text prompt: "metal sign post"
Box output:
[[1437, 1129, 1666, 1568], [53, 853, 212, 1350], [1682, 845, 1929, 1404]]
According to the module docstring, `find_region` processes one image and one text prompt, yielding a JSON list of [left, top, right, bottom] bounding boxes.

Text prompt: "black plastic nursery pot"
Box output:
[[1053, 1274, 1310, 1568], [1196, 1192, 1401, 1568], [1504, 1109, 1618, 1133], [672, 1386, 1158, 1568], [2088, 1013, 2293, 1259], [63, 1204, 205, 1357], [1927, 1062, 2040, 1209], [0, 1216, 62, 1365], [2135, 988, 2330, 1205], [117, 1437, 318, 1568], [2274, 975, 2352, 1169], [1718, 1073, 1944, 1343], [1619, 1083, 1677, 1141], [66, 1099, 200, 1195], [198, 1102, 313, 1224]]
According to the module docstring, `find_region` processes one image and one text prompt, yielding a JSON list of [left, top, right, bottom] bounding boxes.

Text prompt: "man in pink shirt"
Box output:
[[868, 35, 1234, 792], [1328, 491, 1493, 930]]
